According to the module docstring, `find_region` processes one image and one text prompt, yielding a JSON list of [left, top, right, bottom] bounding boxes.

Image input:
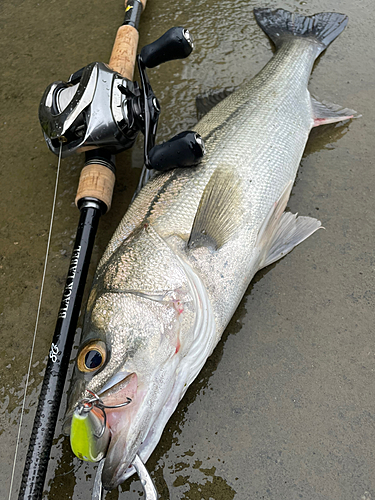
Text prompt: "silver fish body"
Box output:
[[66, 8, 354, 490]]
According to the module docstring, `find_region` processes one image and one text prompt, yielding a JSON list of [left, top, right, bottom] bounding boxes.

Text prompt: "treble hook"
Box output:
[[75, 390, 132, 439], [92, 455, 159, 500], [85, 389, 132, 408]]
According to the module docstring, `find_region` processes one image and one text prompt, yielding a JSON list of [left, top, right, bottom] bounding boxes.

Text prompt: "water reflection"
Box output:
[[304, 121, 354, 156], [172, 458, 236, 500]]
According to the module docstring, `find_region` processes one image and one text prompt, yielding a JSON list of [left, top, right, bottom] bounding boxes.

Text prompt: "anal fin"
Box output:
[[311, 96, 359, 127], [257, 181, 322, 270], [260, 212, 322, 269], [188, 168, 242, 251]]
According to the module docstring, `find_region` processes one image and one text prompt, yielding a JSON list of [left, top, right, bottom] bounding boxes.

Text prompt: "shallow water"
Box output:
[[1, 0, 374, 499]]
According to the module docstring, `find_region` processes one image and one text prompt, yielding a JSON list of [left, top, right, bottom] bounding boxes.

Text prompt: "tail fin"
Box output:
[[254, 8, 348, 56]]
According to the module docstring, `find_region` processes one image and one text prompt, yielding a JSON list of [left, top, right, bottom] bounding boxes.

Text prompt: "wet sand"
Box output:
[[1, 0, 374, 499]]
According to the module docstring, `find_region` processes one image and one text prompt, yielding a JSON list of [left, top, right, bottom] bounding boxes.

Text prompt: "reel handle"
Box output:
[[140, 26, 193, 68], [148, 131, 205, 171]]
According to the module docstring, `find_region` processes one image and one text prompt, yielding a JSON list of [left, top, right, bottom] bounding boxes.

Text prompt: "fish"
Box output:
[[64, 7, 356, 490]]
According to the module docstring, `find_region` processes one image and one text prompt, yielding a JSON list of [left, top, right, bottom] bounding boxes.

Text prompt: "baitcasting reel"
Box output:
[[39, 27, 205, 171]]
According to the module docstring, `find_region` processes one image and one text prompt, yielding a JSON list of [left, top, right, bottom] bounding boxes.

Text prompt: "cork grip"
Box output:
[[109, 0, 147, 79], [75, 164, 116, 212], [109, 25, 139, 80]]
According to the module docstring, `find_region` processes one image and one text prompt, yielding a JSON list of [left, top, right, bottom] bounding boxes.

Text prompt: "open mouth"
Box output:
[[98, 372, 139, 433], [68, 355, 185, 489], [69, 372, 140, 465]]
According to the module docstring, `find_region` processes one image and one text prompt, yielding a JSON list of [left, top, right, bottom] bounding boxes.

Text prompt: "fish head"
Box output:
[[65, 275, 196, 489]]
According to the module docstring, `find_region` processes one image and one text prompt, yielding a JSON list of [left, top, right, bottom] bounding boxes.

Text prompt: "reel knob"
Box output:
[[147, 131, 205, 171], [140, 27, 193, 68]]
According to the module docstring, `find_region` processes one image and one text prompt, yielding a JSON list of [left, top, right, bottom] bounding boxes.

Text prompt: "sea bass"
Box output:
[[65, 8, 355, 490]]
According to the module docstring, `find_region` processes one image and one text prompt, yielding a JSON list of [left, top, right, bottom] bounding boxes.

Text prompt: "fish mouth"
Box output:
[[97, 372, 139, 434], [99, 369, 165, 490], [68, 372, 145, 487], [99, 368, 179, 490], [65, 362, 181, 489]]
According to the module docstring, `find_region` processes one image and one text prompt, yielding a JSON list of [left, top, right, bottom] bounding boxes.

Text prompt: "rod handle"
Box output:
[[109, 25, 139, 79], [75, 163, 116, 212], [109, 0, 147, 79]]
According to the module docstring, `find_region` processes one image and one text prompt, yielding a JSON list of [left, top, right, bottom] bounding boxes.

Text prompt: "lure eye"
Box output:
[[77, 341, 107, 373]]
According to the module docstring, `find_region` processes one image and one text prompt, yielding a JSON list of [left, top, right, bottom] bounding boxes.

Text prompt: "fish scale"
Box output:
[[66, 8, 354, 491]]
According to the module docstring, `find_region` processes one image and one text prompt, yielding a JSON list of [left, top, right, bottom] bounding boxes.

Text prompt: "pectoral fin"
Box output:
[[257, 181, 322, 270], [188, 168, 242, 250]]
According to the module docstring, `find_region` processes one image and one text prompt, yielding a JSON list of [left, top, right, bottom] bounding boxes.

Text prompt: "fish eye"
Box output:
[[77, 340, 107, 373]]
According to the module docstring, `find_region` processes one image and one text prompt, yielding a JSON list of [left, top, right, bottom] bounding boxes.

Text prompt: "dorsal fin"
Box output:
[[188, 168, 242, 251]]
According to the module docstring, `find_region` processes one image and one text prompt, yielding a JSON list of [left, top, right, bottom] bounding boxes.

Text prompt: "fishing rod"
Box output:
[[16, 0, 204, 498]]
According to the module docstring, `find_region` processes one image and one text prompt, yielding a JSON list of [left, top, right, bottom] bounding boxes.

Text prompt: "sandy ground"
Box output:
[[0, 0, 374, 499]]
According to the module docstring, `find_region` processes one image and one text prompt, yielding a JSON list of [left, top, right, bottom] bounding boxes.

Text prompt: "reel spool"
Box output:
[[39, 27, 205, 171]]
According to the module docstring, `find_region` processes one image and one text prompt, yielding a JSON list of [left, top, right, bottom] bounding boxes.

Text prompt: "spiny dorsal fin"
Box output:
[[311, 96, 359, 127], [196, 88, 237, 119], [188, 168, 242, 251]]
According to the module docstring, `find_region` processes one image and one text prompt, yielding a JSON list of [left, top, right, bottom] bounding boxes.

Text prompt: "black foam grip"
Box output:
[[140, 27, 193, 68], [148, 131, 204, 171]]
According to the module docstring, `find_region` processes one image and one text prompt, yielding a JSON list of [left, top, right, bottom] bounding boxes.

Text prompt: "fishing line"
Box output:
[[8, 141, 63, 500]]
